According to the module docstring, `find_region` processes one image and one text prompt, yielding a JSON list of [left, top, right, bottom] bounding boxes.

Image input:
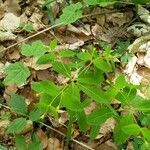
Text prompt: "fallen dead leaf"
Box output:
[[46, 138, 63, 150], [24, 57, 52, 70], [36, 70, 54, 81], [36, 128, 48, 149], [84, 102, 99, 115], [4, 85, 18, 102]]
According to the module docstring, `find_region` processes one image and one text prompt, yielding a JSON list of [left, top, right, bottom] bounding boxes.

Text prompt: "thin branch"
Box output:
[[40, 122, 94, 150], [1, 23, 62, 53], [0, 103, 11, 110]]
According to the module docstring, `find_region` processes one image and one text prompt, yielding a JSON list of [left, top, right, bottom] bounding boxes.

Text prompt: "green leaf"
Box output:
[[49, 39, 57, 50], [61, 83, 82, 111], [87, 107, 114, 125], [6, 118, 27, 134], [58, 2, 83, 25], [28, 133, 42, 150], [4, 62, 30, 86], [47, 105, 58, 118], [84, 0, 115, 6], [20, 23, 34, 32], [36, 53, 56, 64], [15, 135, 27, 150], [139, 114, 150, 126], [32, 81, 60, 97], [78, 69, 104, 85], [21, 40, 47, 57], [0, 145, 7, 150], [39, 93, 52, 105], [122, 124, 141, 136], [77, 52, 92, 61], [115, 74, 127, 90], [132, 0, 149, 4], [77, 111, 87, 131], [141, 128, 150, 142], [93, 58, 112, 72], [116, 87, 137, 104], [29, 108, 43, 121], [37, 93, 59, 110], [114, 114, 134, 145], [10, 94, 28, 115], [60, 50, 75, 57], [90, 125, 100, 139], [134, 100, 150, 112], [52, 61, 71, 77], [78, 84, 107, 103]]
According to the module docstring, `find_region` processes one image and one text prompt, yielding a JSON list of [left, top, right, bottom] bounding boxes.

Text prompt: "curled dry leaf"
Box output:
[[36, 128, 48, 149], [46, 138, 63, 150], [24, 57, 52, 70]]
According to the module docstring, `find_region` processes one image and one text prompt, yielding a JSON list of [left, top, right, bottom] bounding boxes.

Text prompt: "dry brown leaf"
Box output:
[[4, 0, 21, 16], [95, 140, 117, 150], [46, 138, 63, 150], [106, 11, 133, 27], [4, 85, 18, 102], [24, 57, 52, 70], [84, 102, 98, 115], [36, 128, 48, 149], [7, 49, 20, 60], [36, 70, 54, 81], [100, 118, 116, 136], [19, 120, 33, 134], [58, 111, 68, 125]]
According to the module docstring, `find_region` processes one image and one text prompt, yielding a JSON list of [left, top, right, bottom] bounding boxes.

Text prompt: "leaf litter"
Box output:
[[0, 0, 150, 150]]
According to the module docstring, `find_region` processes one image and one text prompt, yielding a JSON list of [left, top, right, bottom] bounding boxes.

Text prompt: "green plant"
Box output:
[[19, 23, 34, 32], [2, 0, 150, 149], [3, 39, 150, 149]]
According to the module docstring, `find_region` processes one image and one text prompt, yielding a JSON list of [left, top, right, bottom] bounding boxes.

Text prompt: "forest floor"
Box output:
[[0, 0, 150, 150]]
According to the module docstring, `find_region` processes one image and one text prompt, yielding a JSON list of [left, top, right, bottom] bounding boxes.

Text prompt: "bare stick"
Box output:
[[40, 122, 94, 150], [1, 23, 62, 53]]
